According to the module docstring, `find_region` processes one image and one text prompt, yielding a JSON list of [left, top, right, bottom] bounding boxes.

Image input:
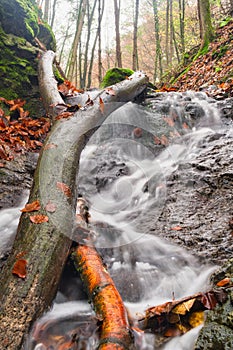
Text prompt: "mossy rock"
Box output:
[[101, 68, 134, 88], [195, 259, 233, 350], [0, 0, 56, 116], [0, 0, 39, 42]]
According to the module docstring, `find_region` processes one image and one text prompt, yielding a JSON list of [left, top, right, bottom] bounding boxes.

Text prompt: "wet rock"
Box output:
[[0, 152, 38, 209], [141, 132, 233, 265], [194, 260, 233, 350]]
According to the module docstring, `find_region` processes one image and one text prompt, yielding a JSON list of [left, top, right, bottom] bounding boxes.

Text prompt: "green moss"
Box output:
[[101, 67, 134, 88], [38, 22, 56, 51], [212, 45, 229, 60], [0, 0, 39, 42], [195, 259, 233, 349]]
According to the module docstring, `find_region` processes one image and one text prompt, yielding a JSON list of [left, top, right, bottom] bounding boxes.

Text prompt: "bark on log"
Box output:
[[0, 50, 148, 349]]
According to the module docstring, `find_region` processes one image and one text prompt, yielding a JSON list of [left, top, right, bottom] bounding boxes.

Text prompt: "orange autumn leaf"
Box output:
[[30, 214, 49, 224], [21, 200, 41, 212], [216, 277, 230, 287], [12, 259, 27, 279], [171, 225, 183, 231], [45, 201, 57, 213], [56, 182, 72, 197], [99, 97, 104, 113]]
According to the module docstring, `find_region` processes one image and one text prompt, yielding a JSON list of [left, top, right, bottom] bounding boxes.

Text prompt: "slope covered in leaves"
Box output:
[[174, 19, 233, 97]]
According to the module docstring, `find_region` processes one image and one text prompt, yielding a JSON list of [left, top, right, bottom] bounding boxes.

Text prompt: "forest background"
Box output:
[[37, 0, 233, 88]]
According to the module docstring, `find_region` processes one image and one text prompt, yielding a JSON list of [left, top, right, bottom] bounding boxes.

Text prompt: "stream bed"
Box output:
[[0, 91, 232, 349]]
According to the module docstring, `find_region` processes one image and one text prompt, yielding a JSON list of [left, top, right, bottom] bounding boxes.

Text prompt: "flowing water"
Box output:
[[0, 92, 226, 349]]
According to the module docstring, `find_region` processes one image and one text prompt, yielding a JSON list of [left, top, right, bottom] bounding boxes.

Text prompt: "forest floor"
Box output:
[[172, 19, 233, 98]]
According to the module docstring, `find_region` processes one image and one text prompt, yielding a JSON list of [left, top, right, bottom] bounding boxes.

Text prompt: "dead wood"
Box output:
[[0, 50, 148, 349]]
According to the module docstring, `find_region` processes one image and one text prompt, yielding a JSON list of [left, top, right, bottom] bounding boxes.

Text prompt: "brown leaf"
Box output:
[[154, 136, 161, 145], [56, 182, 72, 197], [99, 97, 104, 113], [30, 214, 49, 224], [182, 122, 189, 129], [55, 111, 74, 120], [21, 200, 41, 212], [201, 291, 217, 310], [45, 201, 57, 213], [12, 259, 27, 279]]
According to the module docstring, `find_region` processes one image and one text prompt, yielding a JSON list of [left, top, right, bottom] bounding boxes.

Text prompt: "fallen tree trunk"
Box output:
[[0, 50, 148, 349], [73, 244, 133, 350]]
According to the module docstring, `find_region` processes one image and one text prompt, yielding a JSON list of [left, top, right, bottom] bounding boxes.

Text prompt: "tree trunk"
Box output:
[[80, 0, 98, 88], [50, 0, 58, 29], [198, 0, 214, 49], [0, 50, 148, 350], [153, 0, 163, 82], [114, 0, 122, 68], [179, 0, 185, 54], [43, 0, 50, 22], [132, 0, 139, 71], [165, 0, 169, 66], [98, 0, 104, 85], [67, 0, 88, 83]]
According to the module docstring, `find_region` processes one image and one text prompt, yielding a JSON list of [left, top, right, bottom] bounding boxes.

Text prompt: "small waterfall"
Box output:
[[0, 91, 227, 349]]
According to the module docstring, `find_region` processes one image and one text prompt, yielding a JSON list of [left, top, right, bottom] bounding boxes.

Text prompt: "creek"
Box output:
[[1, 91, 232, 349]]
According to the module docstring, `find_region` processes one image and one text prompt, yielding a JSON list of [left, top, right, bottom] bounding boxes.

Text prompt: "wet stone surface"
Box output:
[[141, 131, 233, 265]]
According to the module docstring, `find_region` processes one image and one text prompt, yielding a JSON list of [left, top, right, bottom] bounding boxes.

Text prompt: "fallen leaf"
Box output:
[[21, 200, 41, 212], [99, 97, 104, 113], [154, 136, 161, 145], [172, 298, 195, 315], [55, 111, 74, 120], [133, 127, 143, 138], [45, 201, 57, 213], [171, 225, 183, 231], [201, 291, 217, 310], [30, 214, 49, 224], [12, 259, 27, 278], [188, 311, 204, 328], [56, 182, 72, 197], [182, 122, 189, 129], [216, 277, 230, 287]]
